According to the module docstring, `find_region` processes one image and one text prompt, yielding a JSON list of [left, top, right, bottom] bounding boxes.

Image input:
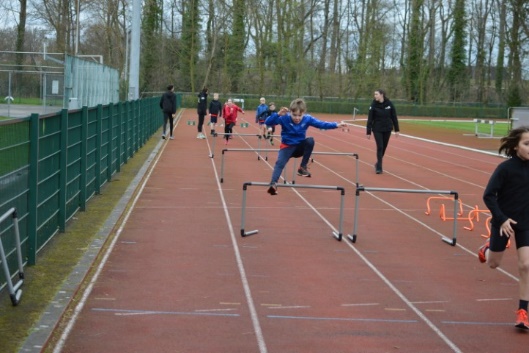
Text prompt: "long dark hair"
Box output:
[[499, 126, 529, 156]]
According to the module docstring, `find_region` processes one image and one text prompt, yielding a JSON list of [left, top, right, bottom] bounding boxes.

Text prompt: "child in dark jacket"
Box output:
[[259, 102, 277, 145], [208, 93, 222, 136]]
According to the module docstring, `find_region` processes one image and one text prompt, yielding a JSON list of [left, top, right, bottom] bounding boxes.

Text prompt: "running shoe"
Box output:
[[162, 133, 166, 139], [267, 183, 278, 195], [478, 240, 490, 263], [170, 136, 174, 140], [297, 167, 311, 177], [515, 309, 529, 329]]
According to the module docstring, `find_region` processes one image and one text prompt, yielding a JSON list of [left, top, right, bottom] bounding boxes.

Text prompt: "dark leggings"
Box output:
[[225, 122, 235, 141], [197, 113, 206, 133], [373, 131, 392, 169]]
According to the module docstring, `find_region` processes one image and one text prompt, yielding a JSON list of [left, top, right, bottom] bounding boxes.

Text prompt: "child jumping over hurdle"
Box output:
[[264, 98, 347, 195]]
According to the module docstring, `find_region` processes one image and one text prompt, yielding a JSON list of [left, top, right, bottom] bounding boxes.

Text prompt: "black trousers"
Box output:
[[373, 131, 392, 169]]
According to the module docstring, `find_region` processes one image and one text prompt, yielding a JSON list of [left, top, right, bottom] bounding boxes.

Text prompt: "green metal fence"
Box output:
[[0, 96, 171, 293]]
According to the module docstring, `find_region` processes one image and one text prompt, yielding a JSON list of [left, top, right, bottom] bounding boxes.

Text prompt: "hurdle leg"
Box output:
[[347, 187, 360, 243], [333, 190, 345, 241], [240, 186, 258, 237]]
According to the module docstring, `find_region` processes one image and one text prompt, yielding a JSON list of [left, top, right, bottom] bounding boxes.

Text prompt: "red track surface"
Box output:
[[53, 110, 528, 353]]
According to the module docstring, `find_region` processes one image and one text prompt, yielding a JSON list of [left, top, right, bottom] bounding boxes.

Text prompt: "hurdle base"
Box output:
[[332, 232, 342, 241], [347, 234, 357, 243], [442, 237, 456, 246], [241, 229, 259, 237]]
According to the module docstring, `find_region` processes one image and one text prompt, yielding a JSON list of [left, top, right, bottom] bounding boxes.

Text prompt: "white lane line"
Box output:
[[206, 137, 268, 353], [53, 122, 172, 353]]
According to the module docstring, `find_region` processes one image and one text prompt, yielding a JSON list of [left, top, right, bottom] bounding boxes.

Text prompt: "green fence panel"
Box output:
[[1, 96, 171, 292]]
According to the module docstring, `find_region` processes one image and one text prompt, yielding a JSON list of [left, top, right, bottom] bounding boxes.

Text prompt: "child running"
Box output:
[[264, 98, 347, 195], [222, 98, 244, 145], [260, 102, 277, 145], [478, 126, 529, 330]]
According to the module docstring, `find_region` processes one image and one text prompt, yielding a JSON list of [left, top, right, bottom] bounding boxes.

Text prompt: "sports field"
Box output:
[[12, 110, 529, 353]]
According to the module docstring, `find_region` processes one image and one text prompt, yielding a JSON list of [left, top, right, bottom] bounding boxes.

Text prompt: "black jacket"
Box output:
[[366, 99, 399, 135], [197, 91, 208, 114], [483, 155, 529, 230], [209, 100, 222, 117], [159, 91, 176, 114]]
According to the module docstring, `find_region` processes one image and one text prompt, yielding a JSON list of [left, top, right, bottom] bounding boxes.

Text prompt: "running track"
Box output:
[[44, 109, 527, 353]]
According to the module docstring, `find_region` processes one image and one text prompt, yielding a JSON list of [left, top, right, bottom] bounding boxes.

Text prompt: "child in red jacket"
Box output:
[[222, 98, 245, 144]]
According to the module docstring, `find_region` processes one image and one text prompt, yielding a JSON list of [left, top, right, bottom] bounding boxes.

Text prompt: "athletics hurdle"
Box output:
[[348, 186, 459, 246], [473, 119, 495, 138], [209, 133, 263, 158], [0, 207, 25, 305], [240, 182, 346, 240], [220, 149, 359, 184]]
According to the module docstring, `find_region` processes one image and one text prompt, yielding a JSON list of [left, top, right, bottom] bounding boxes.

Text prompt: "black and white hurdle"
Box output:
[[348, 186, 460, 246], [240, 182, 346, 241], [0, 207, 25, 305]]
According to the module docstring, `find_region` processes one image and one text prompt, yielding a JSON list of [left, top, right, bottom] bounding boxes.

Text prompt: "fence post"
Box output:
[[107, 104, 113, 182], [95, 104, 102, 194], [116, 102, 122, 172], [59, 108, 68, 232], [80, 106, 88, 211], [27, 113, 39, 265]]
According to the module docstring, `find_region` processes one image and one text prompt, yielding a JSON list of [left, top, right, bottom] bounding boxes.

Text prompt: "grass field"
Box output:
[[398, 119, 510, 138]]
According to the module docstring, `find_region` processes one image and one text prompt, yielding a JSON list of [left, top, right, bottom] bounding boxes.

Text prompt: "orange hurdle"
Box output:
[[425, 196, 464, 217], [464, 206, 491, 231]]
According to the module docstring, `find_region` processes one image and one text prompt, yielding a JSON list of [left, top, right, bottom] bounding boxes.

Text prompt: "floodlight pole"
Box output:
[[128, 0, 141, 100]]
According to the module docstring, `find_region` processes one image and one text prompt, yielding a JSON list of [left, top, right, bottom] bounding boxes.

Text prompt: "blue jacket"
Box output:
[[265, 113, 338, 145], [256, 103, 268, 122]]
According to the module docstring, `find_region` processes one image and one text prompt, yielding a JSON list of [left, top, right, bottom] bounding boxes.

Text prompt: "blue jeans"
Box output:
[[270, 137, 314, 184]]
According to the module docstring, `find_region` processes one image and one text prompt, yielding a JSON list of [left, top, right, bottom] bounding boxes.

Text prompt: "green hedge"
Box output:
[[178, 93, 509, 119]]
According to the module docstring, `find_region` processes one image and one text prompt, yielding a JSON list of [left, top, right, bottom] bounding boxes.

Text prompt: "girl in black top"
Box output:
[[366, 89, 399, 174], [479, 126, 529, 329]]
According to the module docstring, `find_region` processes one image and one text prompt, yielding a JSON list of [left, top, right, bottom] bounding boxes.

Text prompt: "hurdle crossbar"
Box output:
[[240, 182, 346, 241], [348, 186, 459, 246], [209, 133, 263, 158], [0, 207, 25, 306]]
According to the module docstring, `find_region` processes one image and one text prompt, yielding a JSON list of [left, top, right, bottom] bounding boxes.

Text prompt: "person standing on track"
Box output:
[[222, 98, 244, 145], [208, 92, 222, 136], [196, 86, 208, 139], [478, 126, 529, 330], [159, 84, 177, 140], [265, 98, 347, 195], [366, 89, 399, 174]]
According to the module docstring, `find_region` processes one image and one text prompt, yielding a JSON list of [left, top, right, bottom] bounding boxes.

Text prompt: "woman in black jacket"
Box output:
[[366, 89, 400, 174]]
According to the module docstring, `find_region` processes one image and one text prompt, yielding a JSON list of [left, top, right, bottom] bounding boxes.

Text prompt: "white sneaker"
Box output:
[[197, 133, 202, 139], [170, 136, 174, 140], [162, 133, 166, 139], [200, 133, 206, 139]]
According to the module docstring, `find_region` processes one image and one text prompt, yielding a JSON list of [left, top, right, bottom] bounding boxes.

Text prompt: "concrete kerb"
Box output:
[[19, 133, 167, 352]]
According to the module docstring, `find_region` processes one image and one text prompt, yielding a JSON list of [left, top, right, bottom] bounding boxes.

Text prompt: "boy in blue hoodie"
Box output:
[[265, 98, 347, 195]]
